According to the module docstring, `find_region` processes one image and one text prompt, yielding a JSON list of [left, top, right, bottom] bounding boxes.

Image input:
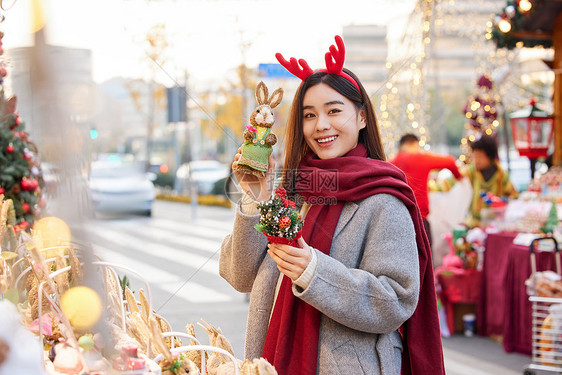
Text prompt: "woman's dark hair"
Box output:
[[470, 135, 498, 161], [281, 68, 385, 196]]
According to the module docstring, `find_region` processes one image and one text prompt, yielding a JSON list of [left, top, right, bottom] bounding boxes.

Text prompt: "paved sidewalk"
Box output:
[[443, 334, 531, 375]]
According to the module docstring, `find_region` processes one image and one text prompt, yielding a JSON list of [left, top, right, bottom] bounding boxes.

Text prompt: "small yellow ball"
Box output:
[[61, 286, 102, 330]]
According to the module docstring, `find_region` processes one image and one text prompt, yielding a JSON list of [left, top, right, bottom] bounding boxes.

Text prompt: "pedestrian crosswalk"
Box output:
[[77, 212, 241, 307]]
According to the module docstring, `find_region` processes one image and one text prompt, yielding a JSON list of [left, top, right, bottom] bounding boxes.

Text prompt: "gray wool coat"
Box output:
[[219, 193, 420, 375]]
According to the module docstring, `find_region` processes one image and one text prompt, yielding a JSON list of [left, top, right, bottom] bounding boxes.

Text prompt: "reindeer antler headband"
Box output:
[[275, 35, 360, 92]]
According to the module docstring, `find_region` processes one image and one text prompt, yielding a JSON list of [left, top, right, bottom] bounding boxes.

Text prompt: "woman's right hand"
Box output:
[[232, 148, 275, 202]]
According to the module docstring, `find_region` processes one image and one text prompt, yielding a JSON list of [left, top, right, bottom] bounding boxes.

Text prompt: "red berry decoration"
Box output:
[[275, 187, 287, 198], [20, 220, 29, 229], [6, 143, 13, 153], [21, 203, 30, 214], [0, 187, 4, 195], [278, 216, 291, 229]]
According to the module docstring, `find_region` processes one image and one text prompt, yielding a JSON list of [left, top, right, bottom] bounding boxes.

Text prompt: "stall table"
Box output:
[[436, 268, 481, 334], [478, 232, 559, 355]]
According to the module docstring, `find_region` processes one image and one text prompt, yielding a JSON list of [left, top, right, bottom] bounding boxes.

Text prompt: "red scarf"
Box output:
[[262, 144, 445, 374]]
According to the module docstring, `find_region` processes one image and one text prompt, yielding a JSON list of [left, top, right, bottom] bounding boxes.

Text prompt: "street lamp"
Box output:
[[509, 99, 554, 178]]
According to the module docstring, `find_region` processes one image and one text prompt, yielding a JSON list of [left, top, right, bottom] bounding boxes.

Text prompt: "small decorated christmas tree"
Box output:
[[541, 200, 559, 234], [254, 187, 304, 246], [0, 31, 43, 232]]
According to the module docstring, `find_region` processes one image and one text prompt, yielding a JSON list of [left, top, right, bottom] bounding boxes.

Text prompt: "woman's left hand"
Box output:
[[267, 238, 312, 281]]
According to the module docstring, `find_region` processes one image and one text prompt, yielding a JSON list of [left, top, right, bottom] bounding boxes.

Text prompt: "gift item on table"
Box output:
[[541, 200, 560, 234], [442, 227, 482, 270], [479, 191, 508, 226], [442, 232, 463, 270], [527, 166, 562, 203], [526, 271, 562, 298]]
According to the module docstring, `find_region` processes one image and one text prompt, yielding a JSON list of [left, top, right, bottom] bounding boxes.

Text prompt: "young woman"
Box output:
[[220, 36, 444, 375]]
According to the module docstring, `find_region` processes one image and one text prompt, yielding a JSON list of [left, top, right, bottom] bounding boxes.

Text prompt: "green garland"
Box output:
[[488, 0, 553, 49]]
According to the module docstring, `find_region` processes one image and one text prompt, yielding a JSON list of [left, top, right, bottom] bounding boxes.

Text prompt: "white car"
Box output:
[[89, 160, 155, 216], [175, 160, 230, 195]]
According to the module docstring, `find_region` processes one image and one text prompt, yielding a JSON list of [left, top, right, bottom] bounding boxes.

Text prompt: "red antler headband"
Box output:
[[275, 35, 361, 92]]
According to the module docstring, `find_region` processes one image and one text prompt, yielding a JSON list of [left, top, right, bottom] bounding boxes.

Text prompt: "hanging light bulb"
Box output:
[[498, 18, 512, 33], [519, 0, 532, 12]]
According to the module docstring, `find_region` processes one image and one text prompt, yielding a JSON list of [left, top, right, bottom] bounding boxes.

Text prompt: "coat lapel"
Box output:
[[333, 201, 359, 238]]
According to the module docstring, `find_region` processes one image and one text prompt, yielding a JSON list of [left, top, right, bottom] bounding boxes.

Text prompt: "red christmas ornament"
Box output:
[[20, 178, 37, 191], [20, 220, 29, 229], [0, 187, 3, 195], [20, 178, 30, 191], [21, 203, 30, 214], [279, 216, 291, 229], [6, 143, 14, 153]]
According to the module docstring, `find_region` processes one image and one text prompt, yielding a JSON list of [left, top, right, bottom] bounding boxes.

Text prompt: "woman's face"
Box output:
[[472, 149, 492, 170], [302, 83, 366, 160]]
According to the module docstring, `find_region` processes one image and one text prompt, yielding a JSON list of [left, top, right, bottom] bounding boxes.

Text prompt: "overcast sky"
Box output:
[[3, 0, 416, 85]]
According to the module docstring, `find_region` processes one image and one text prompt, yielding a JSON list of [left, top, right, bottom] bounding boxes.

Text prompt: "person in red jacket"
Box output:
[[390, 133, 463, 247]]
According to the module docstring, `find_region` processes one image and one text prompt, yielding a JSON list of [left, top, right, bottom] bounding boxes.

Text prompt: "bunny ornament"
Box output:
[[234, 81, 283, 177]]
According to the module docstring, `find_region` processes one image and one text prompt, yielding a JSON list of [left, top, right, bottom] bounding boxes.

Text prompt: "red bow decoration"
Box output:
[[281, 198, 295, 208], [275, 35, 360, 92]]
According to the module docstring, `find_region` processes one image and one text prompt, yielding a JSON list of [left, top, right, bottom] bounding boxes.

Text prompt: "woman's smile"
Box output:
[[316, 135, 338, 146]]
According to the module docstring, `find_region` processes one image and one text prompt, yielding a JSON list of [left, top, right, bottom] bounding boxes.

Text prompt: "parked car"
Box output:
[[175, 160, 229, 195], [89, 160, 155, 216]]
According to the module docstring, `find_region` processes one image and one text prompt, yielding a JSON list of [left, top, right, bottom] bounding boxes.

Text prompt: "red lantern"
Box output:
[[510, 100, 554, 159], [509, 100, 554, 177]]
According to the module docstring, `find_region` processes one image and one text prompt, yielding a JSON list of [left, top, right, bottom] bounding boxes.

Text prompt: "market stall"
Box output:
[[436, 164, 561, 352]]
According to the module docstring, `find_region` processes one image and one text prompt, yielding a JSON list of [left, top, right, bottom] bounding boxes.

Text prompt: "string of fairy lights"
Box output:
[[376, 0, 548, 159]]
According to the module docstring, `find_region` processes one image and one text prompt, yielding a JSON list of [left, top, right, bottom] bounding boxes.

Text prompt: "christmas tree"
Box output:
[[0, 31, 43, 232], [254, 187, 304, 246], [541, 200, 559, 234], [460, 74, 502, 161]]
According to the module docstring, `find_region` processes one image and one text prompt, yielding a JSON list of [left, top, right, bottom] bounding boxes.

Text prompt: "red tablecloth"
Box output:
[[437, 269, 481, 334], [478, 232, 559, 355]]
